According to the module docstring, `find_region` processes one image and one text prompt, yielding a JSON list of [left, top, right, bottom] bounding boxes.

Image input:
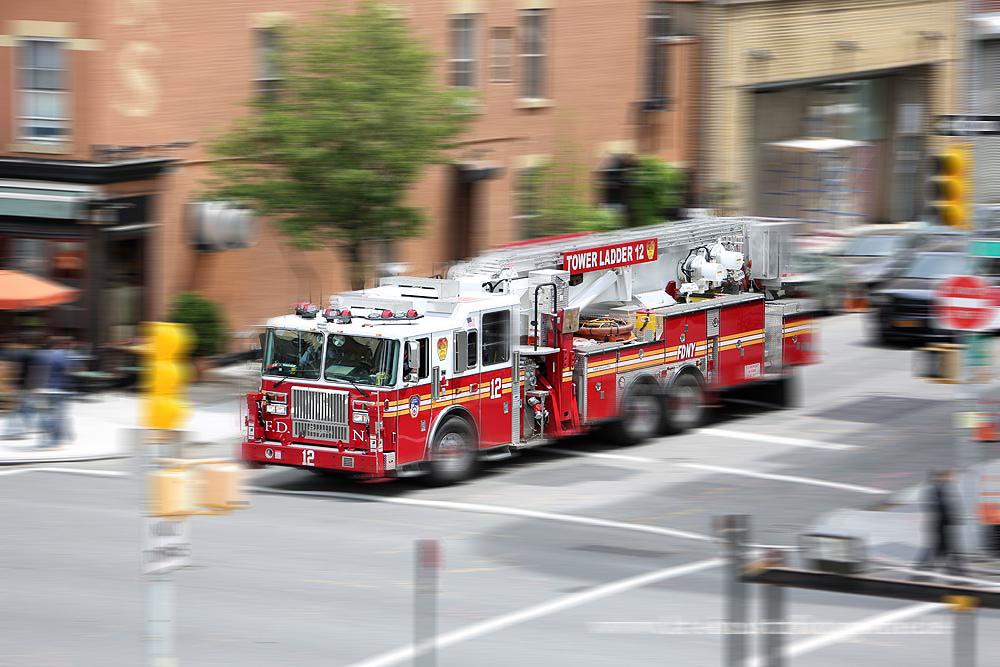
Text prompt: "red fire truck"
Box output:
[[241, 218, 817, 484]]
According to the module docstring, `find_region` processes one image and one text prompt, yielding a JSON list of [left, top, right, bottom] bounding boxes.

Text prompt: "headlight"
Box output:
[[265, 391, 287, 404], [265, 403, 288, 416], [352, 412, 370, 424]]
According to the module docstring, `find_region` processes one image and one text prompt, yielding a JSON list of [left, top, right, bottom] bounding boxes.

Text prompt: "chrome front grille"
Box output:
[[291, 387, 350, 443]]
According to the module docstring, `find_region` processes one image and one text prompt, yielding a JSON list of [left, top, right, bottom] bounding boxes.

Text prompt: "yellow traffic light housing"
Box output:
[[914, 343, 965, 383], [141, 322, 192, 430], [927, 148, 969, 228], [147, 468, 194, 517]]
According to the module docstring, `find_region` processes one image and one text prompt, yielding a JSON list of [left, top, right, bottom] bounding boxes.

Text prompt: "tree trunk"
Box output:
[[345, 243, 366, 291]]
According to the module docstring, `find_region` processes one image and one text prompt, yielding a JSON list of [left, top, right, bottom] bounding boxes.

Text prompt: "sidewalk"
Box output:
[[0, 363, 257, 465], [810, 462, 1000, 572]]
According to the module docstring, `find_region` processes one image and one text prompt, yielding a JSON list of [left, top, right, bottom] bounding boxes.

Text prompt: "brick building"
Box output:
[[699, 0, 965, 226], [0, 0, 702, 349]]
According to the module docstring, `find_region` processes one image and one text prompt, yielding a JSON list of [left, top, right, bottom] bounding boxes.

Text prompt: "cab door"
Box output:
[[452, 322, 482, 446], [479, 308, 513, 448], [395, 336, 432, 465]]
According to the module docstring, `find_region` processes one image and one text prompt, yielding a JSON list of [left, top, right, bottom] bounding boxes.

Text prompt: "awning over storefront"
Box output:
[[0, 185, 93, 220]]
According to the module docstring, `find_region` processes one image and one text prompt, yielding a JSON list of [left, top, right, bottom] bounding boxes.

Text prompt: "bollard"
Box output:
[[414, 538, 442, 667], [947, 595, 977, 667]]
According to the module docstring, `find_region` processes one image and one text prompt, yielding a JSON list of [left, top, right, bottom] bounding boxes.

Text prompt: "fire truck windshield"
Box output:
[[263, 329, 323, 379], [325, 335, 399, 388]]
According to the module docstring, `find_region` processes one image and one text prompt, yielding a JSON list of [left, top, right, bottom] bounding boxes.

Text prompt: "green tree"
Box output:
[[204, 1, 474, 289], [626, 155, 685, 227], [529, 135, 622, 238], [167, 292, 228, 358]]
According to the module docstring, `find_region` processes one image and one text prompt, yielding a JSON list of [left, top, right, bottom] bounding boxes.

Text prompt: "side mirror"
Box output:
[[405, 371, 418, 383]]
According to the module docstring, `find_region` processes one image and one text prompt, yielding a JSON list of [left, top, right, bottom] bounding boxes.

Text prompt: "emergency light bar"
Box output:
[[366, 309, 423, 321]]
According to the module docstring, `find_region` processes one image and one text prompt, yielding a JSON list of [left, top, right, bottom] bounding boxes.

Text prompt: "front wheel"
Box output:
[[425, 418, 478, 486], [661, 373, 705, 435], [603, 382, 663, 446]]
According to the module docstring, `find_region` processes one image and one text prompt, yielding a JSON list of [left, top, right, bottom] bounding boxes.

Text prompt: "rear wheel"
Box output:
[[425, 418, 478, 486], [661, 373, 705, 435], [603, 382, 663, 446]]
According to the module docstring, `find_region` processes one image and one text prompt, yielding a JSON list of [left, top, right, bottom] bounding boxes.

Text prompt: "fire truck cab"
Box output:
[[241, 218, 818, 484]]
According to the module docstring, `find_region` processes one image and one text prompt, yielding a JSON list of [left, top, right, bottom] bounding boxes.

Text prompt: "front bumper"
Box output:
[[241, 440, 381, 474], [873, 309, 951, 341]]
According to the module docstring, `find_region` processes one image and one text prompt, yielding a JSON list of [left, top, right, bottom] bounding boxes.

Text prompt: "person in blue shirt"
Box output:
[[36, 336, 77, 449]]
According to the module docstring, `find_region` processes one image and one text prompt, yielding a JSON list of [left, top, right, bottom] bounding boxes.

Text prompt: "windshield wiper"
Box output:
[[328, 373, 371, 397], [273, 370, 296, 388]]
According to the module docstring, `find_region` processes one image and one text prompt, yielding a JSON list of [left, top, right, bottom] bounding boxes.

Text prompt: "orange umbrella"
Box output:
[[0, 269, 80, 310]]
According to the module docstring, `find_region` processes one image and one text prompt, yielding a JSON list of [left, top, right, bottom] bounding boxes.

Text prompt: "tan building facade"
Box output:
[[700, 0, 964, 224], [0, 0, 703, 349]]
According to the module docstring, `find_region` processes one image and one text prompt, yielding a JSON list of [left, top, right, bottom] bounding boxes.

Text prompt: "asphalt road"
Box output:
[[3, 312, 999, 667]]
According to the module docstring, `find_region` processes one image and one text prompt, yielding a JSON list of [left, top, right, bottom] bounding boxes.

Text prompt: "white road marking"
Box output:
[[248, 486, 714, 543], [677, 462, 889, 495], [0, 467, 126, 478], [546, 448, 658, 464], [543, 448, 884, 495], [697, 428, 858, 451], [745, 602, 942, 667], [344, 557, 722, 667]]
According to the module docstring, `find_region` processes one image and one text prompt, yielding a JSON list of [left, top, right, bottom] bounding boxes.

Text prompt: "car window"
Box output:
[[843, 235, 904, 257], [903, 254, 969, 279]]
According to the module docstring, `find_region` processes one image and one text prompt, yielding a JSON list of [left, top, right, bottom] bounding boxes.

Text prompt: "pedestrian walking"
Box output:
[[914, 468, 968, 577], [2, 339, 42, 439], [35, 336, 77, 449]]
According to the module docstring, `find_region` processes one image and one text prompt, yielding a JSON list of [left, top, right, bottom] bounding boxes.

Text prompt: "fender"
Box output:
[[423, 405, 480, 461], [666, 364, 706, 393], [616, 373, 661, 412]]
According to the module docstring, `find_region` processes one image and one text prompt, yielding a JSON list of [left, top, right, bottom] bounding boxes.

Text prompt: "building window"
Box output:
[[645, 2, 671, 108], [450, 14, 477, 88], [520, 9, 548, 99], [514, 167, 542, 236], [489, 27, 513, 82], [17, 39, 69, 143], [481, 310, 510, 366], [255, 28, 282, 103]]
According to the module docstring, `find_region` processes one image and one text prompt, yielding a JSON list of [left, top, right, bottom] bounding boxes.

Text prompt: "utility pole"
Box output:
[[139, 322, 249, 667]]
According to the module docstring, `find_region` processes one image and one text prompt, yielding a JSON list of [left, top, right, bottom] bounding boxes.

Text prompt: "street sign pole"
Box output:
[[414, 539, 441, 667], [719, 515, 750, 667], [142, 429, 185, 667]]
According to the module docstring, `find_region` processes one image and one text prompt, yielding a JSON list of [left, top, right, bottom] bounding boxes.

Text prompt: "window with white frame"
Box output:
[[255, 28, 282, 103], [17, 39, 69, 143], [519, 9, 547, 99], [645, 1, 671, 107], [449, 14, 477, 88], [489, 27, 513, 82]]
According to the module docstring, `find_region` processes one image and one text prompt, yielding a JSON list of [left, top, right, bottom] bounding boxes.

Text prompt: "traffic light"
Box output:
[[926, 148, 969, 228], [141, 321, 192, 430]]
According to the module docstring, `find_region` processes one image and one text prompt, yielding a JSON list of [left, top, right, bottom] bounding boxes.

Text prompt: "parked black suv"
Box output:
[[868, 242, 972, 343]]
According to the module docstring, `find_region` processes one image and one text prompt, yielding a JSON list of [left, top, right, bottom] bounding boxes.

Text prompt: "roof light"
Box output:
[[406, 309, 419, 319], [340, 309, 351, 317], [323, 308, 340, 319], [295, 302, 319, 319], [382, 309, 394, 319]]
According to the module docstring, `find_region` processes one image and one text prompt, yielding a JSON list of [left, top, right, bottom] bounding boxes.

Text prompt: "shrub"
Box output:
[[628, 156, 685, 227], [167, 292, 228, 358]]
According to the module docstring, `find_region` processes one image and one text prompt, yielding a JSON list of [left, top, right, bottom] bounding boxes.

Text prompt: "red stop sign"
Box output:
[[935, 275, 994, 331]]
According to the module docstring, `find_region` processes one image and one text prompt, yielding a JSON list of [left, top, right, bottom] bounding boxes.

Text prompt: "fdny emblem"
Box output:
[[409, 395, 420, 418], [437, 337, 448, 361], [646, 240, 657, 262]]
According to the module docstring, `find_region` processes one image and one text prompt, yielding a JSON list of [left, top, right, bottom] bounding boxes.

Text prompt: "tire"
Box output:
[[864, 310, 888, 345], [603, 382, 663, 446], [661, 373, 705, 435], [767, 374, 800, 409], [424, 418, 478, 486]]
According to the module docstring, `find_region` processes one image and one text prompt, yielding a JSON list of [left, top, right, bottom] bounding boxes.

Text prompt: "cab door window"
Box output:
[[481, 310, 511, 366], [403, 338, 430, 381]]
